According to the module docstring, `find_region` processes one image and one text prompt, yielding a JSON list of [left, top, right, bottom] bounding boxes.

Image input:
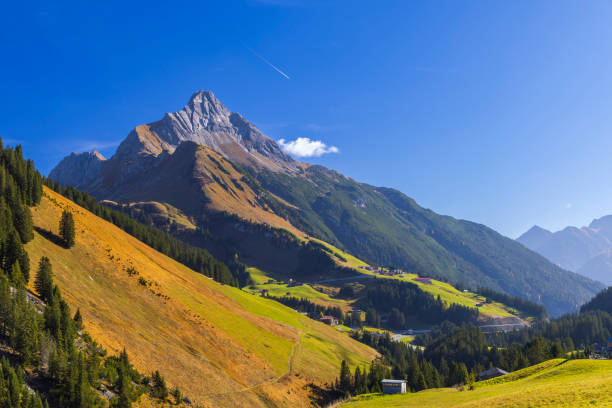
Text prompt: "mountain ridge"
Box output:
[[518, 216, 612, 285], [50, 91, 604, 315]]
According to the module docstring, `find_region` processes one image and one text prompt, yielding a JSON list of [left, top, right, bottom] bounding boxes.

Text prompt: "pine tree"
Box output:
[[171, 386, 182, 405], [151, 370, 168, 401], [59, 210, 76, 248], [353, 366, 363, 395], [9, 261, 24, 286], [34, 257, 53, 302], [14, 204, 34, 244], [415, 371, 428, 391], [338, 360, 352, 396], [74, 308, 83, 330]]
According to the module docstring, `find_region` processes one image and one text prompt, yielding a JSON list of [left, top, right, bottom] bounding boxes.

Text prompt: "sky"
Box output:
[[2, 0, 612, 238]]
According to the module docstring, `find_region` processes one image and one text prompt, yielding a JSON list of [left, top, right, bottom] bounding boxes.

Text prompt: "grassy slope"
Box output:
[[27, 187, 377, 407], [344, 359, 612, 408], [250, 264, 524, 321], [245, 267, 353, 310], [257, 168, 603, 316], [358, 271, 521, 320]]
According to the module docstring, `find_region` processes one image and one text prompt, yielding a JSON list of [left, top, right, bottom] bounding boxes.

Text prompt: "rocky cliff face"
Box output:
[[50, 90, 299, 197], [49, 150, 105, 190], [113, 90, 297, 171]]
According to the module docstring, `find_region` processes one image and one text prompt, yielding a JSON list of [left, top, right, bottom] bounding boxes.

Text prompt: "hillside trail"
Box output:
[[200, 328, 304, 397]]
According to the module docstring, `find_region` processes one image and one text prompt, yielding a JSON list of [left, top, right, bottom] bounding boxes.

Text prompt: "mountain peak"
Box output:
[[91, 150, 106, 160], [110, 90, 296, 172], [517, 225, 552, 250], [188, 90, 218, 103], [186, 90, 227, 113], [528, 225, 551, 234]]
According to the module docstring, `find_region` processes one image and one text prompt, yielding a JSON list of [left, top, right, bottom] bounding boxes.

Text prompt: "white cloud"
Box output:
[[565, 203, 573, 209], [278, 137, 339, 158]]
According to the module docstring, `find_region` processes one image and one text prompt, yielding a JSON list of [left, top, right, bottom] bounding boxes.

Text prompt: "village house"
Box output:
[[381, 379, 407, 394], [478, 367, 509, 381], [320, 315, 339, 326]]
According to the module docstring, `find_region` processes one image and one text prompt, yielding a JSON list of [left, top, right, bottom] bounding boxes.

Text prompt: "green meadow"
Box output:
[[343, 359, 612, 408]]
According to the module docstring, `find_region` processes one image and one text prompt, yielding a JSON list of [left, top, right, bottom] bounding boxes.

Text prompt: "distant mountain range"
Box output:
[[518, 216, 612, 286], [49, 90, 604, 315]]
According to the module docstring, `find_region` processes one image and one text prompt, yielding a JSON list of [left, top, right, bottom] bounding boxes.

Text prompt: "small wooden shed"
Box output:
[[381, 379, 407, 394]]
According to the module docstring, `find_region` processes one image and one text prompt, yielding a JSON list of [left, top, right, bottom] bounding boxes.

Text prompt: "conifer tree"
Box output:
[[171, 386, 182, 405], [59, 210, 76, 248], [151, 370, 168, 400], [338, 360, 352, 396], [9, 262, 23, 286], [14, 204, 34, 243], [35, 257, 54, 302], [74, 308, 83, 330]]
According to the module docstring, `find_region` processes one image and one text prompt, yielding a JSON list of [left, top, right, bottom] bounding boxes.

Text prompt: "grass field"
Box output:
[[358, 270, 524, 320], [344, 359, 612, 407], [308, 238, 370, 269], [27, 187, 377, 408], [244, 267, 353, 310]]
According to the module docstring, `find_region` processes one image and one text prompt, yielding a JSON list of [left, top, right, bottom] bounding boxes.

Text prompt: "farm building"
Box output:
[[381, 379, 407, 394], [478, 367, 509, 381], [320, 316, 339, 326]]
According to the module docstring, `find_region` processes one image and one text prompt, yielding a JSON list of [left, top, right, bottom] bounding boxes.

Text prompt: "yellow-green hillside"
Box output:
[[26, 187, 377, 408], [245, 267, 352, 310], [344, 359, 612, 408], [358, 270, 526, 320]]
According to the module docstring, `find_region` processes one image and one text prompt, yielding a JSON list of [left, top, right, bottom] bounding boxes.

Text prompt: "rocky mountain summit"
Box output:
[[50, 150, 106, 191], [50, 91, 298, 190]]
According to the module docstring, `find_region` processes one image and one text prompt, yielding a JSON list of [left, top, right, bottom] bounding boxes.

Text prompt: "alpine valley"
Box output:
[[51, 91, 603, 316], [1, 91, 611, 408]]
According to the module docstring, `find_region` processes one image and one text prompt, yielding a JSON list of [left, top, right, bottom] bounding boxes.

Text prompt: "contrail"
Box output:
[[244, 45, 291, 79]]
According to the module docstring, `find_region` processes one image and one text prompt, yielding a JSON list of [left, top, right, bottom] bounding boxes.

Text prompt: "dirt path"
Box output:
[[201, 329, 304, 397]]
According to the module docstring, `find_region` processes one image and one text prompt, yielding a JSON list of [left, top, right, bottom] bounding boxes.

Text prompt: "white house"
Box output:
[[381, 379, 407, 394]]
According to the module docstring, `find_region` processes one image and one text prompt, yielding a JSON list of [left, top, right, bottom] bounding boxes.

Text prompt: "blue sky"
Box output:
[[2, 0, 612, 238]]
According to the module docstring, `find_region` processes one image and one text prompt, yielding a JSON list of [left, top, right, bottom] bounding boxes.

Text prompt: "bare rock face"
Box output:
[[49, 150, 105, 190], [112, 90, 296, 172], [50, 90, 299, 199]]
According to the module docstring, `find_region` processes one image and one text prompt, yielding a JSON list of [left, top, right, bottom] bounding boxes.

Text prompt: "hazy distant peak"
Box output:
[[516, 225, 552, 250], [528, 225, 551, 234]]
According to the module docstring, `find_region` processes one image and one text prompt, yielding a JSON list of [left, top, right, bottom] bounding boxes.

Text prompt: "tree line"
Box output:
[[0, 141, 43, 287], [338, 323, 577, 400], [0, 139, 189, 407], [360, 280, 479, 328], [486, 286, 612, 351], [476, 286, 548, 320]]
